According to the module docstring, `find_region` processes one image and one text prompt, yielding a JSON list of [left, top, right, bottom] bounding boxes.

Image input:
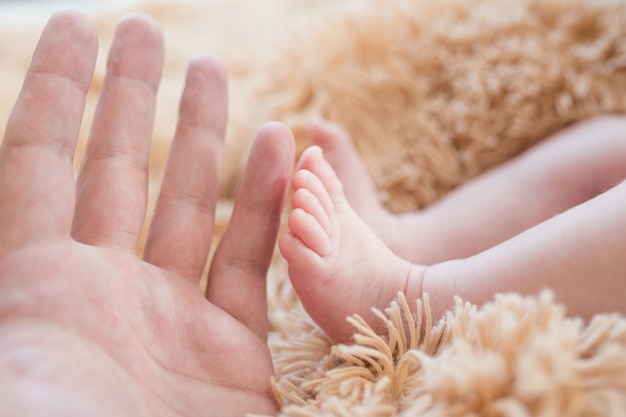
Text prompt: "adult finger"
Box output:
[[143, 55, 227, 282], [0, 11, 97, 251], [206, 122, 295, 338], [72, 14, 163, 252]]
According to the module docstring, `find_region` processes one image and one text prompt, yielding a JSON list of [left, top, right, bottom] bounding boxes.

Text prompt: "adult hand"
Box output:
[[0, 11, 294, 417]]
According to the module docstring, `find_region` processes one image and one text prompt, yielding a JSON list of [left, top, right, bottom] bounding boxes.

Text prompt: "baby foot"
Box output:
[[308, 119, 435, 264], [279, 146, 426, 342], [308, 118, 386, 221]]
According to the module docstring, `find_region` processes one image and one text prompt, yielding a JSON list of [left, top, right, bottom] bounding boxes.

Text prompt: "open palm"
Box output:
[[0, 11, 294, 416]]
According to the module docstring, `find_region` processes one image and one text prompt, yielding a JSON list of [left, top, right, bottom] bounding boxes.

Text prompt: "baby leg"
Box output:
[[417, 115, 626, 262], [311, 116, 626, 264], [419, 178, 626, 322]]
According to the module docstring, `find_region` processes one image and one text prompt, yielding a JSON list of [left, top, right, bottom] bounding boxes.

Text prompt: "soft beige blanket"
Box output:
[[1, 0, 626, 415]]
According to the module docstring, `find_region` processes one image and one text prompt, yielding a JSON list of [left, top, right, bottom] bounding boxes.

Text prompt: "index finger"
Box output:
[[206, 122, 295, 338], [0, 11, 98, 250]]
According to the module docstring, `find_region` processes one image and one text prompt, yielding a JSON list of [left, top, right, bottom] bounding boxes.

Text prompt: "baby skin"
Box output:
[[279, 147, 427, 341], [280, 117, 626, 342], [308, 117, 626, 265]]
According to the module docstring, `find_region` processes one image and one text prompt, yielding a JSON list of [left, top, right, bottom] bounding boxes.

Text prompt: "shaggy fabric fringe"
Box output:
[[269, 292, 626, 416]]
